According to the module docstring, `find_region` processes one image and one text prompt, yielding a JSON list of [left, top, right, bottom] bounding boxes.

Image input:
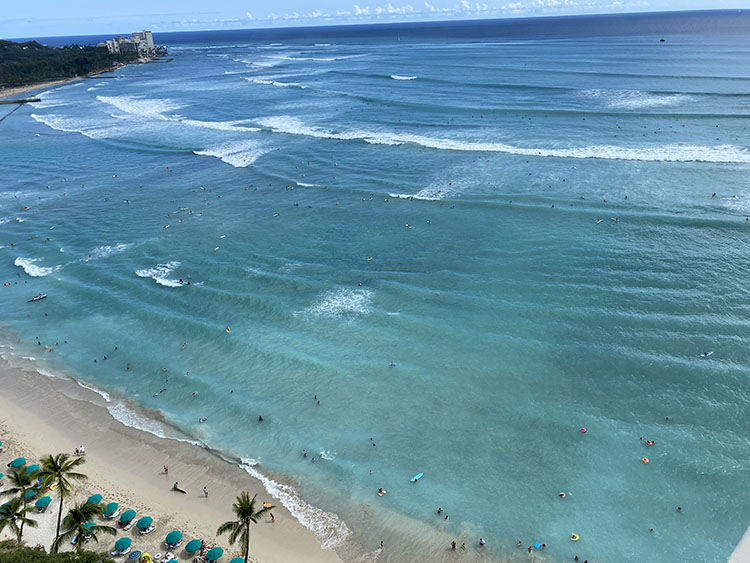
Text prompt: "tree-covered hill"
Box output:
[[0, 40, 138, 88]]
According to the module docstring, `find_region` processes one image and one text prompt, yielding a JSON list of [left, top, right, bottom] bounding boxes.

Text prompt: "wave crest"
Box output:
[[14, 257, 61, 277], [135, 261, 183, 287]]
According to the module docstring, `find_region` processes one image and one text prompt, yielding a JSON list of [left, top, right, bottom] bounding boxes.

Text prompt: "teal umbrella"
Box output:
[[165, 530, 182, 545], [185, 539, 202, 553], [35, 496, 52, 509], [104, 502, 119, 515], [9, 458, 25, 468], [114, 537, 132, 551], [119, 509, 136, 523], [0, 472, 4, 480], [206, 547, 224, 561], [83, 522, 95, 529], [136, 516, 153, 530], [25, 489, 36, 499], [229, 558, 244, 563], [25, 464, 39, 475], [86, 494, 102, 504]]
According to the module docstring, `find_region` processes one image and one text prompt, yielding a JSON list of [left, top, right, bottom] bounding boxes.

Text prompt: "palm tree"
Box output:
[[217, 492, 273, 563], [0, 468, 38, 539], [0, 467, 37, 501], [0, 496, 38, 542], [50, 501, 116, 553], [38, 453, 87, 542]]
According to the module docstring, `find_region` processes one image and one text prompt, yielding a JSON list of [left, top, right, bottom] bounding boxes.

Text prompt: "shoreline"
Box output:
[[0, 356, 346, 563], [0, 56, 158, 101]]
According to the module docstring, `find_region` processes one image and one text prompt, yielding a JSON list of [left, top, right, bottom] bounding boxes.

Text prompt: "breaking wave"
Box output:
[[256, 115, 750, 163], [194, 140, 268, 167], [135, 261, 183, 287]]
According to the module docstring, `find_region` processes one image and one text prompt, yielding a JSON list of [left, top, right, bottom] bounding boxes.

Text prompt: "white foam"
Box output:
[[319, 449, 336, 460], [244, 77, 306, 89], [96, 95, 184, 117], [30, 113, 113, 139], [256, 115, 750, 163], [296, 182, 318, 187], [77, 380, 111, 402], [314, 43, 331, 47], [15, 217, 24, 223], [135, 261, 183, 287], [87, 87, 97, 92], [239, 458, 350, 549], [194, 140, 268, 168], [391, 75, 417, 81], [168, 116, 260, 132], [88, 243, 133, 260], [105, 403, 202, 447], [581, 89, 693, 109], [300, 288, 372, 319], [14, 256, 61, 277]]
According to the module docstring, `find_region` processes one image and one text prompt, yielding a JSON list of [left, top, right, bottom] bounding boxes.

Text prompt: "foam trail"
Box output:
[[391, 75, 417, 80], [580, 89, 693, 109], [240, 458, 351, 549], [14, 257, 61, 277], [299, 288, 373, 319], [87, 243, 133, 260]]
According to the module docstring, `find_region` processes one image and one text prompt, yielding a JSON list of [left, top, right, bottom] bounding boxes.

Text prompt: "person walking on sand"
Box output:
[[163, 465, 168, 475], [203, 486, 208, 497], [451, 540, 456, 550], [270, 512, 275, 523]]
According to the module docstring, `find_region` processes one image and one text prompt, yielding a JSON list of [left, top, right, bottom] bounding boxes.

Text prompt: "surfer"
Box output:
[[479, 538, 485, 547]]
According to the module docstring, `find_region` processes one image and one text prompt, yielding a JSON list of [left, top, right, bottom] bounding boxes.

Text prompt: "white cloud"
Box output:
[[353, 4, 370, 15], [246, 12, 253, 19]]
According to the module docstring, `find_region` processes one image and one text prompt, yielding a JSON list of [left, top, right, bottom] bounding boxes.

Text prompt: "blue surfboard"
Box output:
[[410, 472, 423, 482]]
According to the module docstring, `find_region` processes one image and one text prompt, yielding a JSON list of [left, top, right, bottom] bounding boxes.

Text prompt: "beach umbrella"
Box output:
[[185, 539, 202, 553], [136, 516, 153, 530], [114, 537, 132, 551], [119, 509, 136, 523], [104, 502, 119, 515], [35, 496, 52, 509], [206, 547, 224, 561], [25, 489, 36, 499], [25, 464, 39, 475], [165, 530, 182, 545], [229, 558, 244, 563], [8, 457, 25, 468], [87, 493, 103, 504], [0, 472, 4, 480]]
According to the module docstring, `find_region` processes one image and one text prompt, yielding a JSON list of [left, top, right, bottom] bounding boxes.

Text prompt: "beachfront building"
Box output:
[[105, 31, 156, 57], [132, 30, 155, 54]]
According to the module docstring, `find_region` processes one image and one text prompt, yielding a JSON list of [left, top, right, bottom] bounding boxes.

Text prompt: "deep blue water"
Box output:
[[2, 10, 750, 562]]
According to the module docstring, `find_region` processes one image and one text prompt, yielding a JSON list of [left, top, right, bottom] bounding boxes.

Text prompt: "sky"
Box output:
[[1, 0, 745, 38]]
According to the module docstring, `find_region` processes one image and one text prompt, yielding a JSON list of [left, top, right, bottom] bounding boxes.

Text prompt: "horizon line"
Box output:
[[7, 7, 746, 42]]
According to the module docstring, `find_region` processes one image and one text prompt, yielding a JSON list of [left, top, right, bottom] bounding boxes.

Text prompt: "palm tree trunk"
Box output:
[[244, 521, 250, 563], [56, 495, 64, 539]]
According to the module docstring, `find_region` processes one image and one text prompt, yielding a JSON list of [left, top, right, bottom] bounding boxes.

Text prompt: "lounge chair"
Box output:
[[110, 546, 131, 556], [103, 510, 120, 519], [140, 525, 156, 535], [166, 539, 183, 550], [122, 520, 136, 531]]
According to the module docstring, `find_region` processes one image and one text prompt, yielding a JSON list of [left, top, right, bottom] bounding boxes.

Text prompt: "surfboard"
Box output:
[[700, 352, 713, 358], [378, 490, 387, 496], [410, 472, 423, 482]]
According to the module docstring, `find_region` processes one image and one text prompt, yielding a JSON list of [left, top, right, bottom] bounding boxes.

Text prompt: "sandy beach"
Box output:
[[0, 358, 344, 563], [0, 78, 83, 100]]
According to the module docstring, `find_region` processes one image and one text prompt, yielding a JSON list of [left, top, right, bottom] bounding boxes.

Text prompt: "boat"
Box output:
[[28, 294, 47, 302]]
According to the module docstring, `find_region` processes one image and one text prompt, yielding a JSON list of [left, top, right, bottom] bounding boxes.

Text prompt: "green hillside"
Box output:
[[0, 40, 137, 87]]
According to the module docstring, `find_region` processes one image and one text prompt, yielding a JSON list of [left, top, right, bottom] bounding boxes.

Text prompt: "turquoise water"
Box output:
[[2, 11, 750, 562]]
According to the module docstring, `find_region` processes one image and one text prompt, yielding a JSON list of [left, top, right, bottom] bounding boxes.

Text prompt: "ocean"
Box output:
[[2, 10, 749, 562]]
